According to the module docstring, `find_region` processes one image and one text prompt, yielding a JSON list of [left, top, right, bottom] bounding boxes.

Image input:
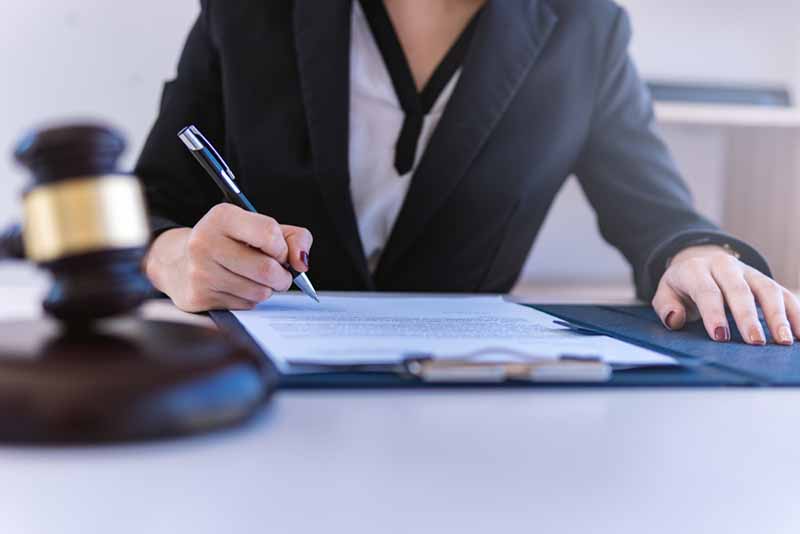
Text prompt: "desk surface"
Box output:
[[2, 263, 800, 534]]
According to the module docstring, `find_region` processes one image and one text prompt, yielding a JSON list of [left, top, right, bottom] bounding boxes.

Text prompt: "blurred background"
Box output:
[[1, 0, 798, 294]]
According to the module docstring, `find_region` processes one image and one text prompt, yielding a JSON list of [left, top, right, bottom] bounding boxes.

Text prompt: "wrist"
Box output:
[[143, 227, 191, 293], [669, 243, 738, 267]]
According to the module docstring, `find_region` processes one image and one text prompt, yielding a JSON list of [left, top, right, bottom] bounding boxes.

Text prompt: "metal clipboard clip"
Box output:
[[402, 348, 612, 384]]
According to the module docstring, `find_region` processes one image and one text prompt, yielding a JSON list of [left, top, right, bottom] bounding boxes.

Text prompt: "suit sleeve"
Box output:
[[573, 6, 771, 301], [134, 0, 225, 238]]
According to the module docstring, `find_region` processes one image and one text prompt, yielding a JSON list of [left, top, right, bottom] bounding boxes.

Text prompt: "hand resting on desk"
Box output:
[[144, 203, 313, 312], [654, 245, 800, 346]]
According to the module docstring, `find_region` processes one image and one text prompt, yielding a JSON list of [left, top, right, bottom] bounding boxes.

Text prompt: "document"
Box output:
[[231, 294, 676, 373]]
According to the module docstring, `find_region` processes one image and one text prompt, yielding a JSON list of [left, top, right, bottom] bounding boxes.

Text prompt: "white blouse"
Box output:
[[348, 1, 461, 273]]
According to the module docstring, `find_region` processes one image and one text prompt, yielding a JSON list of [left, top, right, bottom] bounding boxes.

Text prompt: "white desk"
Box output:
[[2, 264, 800, 534]]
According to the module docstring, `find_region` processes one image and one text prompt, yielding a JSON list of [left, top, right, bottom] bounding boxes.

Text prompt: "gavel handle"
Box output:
[[0, 224, 24, 260]]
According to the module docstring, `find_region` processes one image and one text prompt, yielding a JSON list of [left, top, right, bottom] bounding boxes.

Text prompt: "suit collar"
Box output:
[[374, 0, 558, 280], [293, 0, 374, 289], [293, 0, 558, 288]]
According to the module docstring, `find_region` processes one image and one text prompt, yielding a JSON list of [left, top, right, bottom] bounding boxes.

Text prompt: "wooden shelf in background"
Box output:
[[510, 283, 639, 305], [656, 102, 800, 129]]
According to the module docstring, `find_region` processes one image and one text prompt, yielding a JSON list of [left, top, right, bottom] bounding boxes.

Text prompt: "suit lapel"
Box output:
[[375, 0, 558, 278], [293, 0, 374, 289]]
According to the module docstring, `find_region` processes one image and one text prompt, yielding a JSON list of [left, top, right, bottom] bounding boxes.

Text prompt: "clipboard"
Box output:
[[209, 304, 765, 388], [538, 304, 800, 387]]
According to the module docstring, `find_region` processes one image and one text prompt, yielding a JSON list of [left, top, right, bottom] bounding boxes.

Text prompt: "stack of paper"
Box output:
[[232, 294, 676, 374]]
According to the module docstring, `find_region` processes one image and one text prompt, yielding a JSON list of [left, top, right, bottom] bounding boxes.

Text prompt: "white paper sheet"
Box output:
[[232, 294, 676, 373]]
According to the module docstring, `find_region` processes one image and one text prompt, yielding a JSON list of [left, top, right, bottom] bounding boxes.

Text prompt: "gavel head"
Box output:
[[14, 123, 151, 322]]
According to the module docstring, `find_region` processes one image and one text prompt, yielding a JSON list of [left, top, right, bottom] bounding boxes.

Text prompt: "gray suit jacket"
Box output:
[[136, 0, 770, 299]]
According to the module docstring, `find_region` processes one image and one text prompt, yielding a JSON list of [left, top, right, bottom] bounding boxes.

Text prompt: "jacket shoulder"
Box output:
[[541, 0, 629, 52], [543, 0, 623, 22], [201, 0, 295, 41], [201, 0, 294, 26], [543, 0, 626, 40]]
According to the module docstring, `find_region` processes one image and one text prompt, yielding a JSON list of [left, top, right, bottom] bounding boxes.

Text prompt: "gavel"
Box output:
[[2, 123, 151, 320], [0, 122, 275, 444]]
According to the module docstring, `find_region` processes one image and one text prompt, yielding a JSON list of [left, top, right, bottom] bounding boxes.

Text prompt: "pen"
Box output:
[[178, 125, 319, 303]]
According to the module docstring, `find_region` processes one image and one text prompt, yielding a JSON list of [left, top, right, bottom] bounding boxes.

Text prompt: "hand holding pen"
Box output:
[[142, 126, 318, 312], [178, 125, 319, 303]]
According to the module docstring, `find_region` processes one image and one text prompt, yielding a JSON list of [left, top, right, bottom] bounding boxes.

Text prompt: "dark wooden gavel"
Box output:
[[0, 122, 274, 444], [1, 123, 152, 321]]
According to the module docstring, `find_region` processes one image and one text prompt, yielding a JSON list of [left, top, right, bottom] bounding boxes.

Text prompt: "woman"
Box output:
[[138, 0, 800, 346]]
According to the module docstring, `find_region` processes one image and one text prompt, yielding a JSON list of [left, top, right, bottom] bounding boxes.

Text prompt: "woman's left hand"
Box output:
[[652, 245, 800, 345]]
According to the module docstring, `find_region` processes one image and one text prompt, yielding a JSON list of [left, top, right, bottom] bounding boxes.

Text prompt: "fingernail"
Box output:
[[714, 326, 730, 343], [664, 311, 676, 330], [778, 325, 794, 345], [300, 251, 309, 269], [749, 326, 766, 345]]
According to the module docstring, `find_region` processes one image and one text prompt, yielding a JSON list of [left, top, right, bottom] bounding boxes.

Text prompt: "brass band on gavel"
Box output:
[[23, 174, 149, 263]]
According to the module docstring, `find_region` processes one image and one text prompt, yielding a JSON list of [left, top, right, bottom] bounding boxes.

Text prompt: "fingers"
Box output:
[[175, 276, 262, 313], [207, 204, 289, 264], [784, 290, 800, 341], [159, 206, 304, 313], [209, 236, 293, 291], [670, 259, 730, 342], [208, 291, 260, 311], [202, 204, 315, 276], [186, 259, 274, 308], [664, 247, 797, 346], [282, 225, 314, 273], [744, 269, 793, 346], [710, 258, 765, 346], [651, 278, 687, 330]]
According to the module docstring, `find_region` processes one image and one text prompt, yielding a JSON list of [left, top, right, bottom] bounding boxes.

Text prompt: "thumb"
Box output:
[[281, 225, 314, 273], [652, 278, 687, 331]]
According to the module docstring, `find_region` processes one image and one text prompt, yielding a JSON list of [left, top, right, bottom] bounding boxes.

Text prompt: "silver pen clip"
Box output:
[[178, 125, 237, 180]]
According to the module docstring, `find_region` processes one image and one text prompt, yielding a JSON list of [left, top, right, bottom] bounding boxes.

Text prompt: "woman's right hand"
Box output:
[[144, 203, 313, 312]]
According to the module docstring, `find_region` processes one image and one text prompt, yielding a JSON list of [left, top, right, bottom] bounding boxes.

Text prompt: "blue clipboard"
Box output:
[[208, 302, 791, 388], [538, 304, 800, 387]]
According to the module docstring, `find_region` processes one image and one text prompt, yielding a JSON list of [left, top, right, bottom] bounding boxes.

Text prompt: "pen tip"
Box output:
[[292, 272, 320, 303]]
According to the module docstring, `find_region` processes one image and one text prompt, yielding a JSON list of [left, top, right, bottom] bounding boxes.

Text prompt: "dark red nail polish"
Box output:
[[300, 251, 309, 269], [714, 326, 730, 342], [664, 311, 676, 330]]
